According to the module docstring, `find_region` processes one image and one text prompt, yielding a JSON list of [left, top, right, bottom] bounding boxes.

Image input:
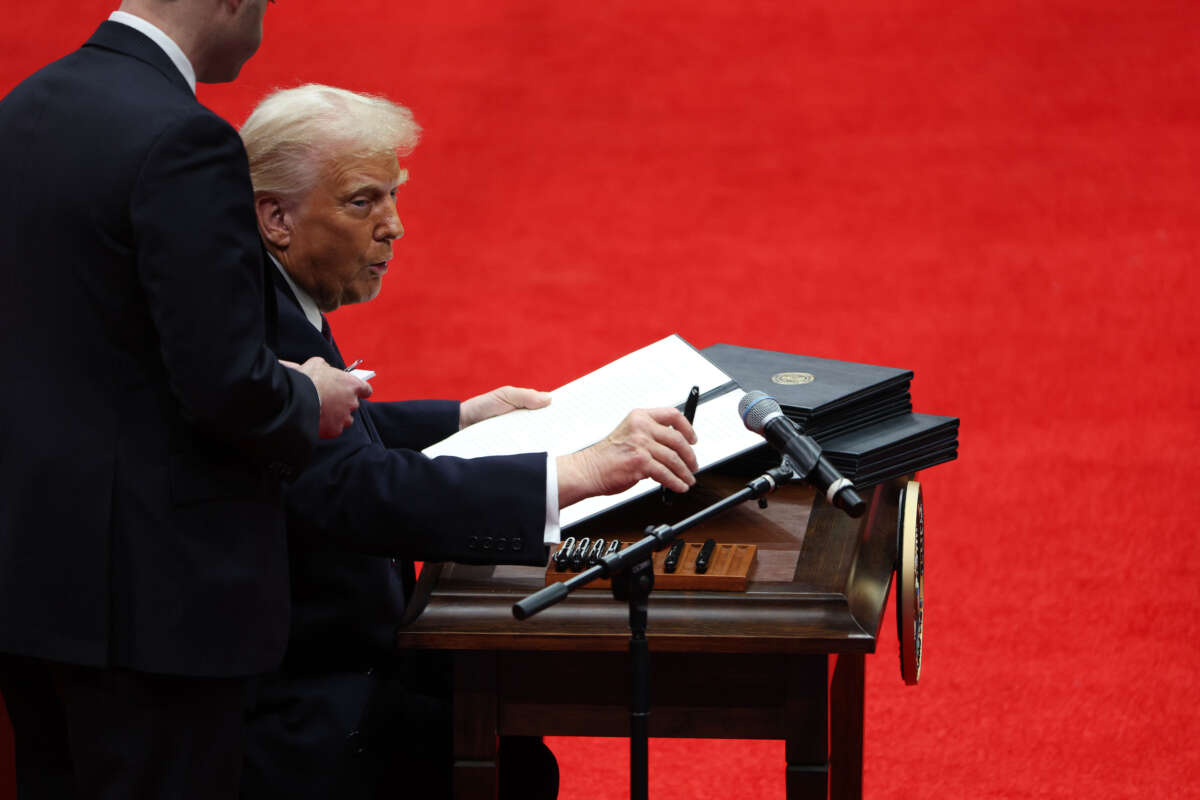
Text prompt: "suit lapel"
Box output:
[[266, 257, 344, 368]]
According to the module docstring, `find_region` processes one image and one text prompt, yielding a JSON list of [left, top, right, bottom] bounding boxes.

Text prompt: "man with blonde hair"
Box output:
[[0, 4, 368, 799], [238, 84, 700, 799]]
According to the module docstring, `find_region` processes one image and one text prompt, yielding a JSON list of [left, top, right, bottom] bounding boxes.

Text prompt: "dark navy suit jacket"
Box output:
[[264, 264, 550, 670], [244, 266, 552, 796], [0, 23, 319, 677]]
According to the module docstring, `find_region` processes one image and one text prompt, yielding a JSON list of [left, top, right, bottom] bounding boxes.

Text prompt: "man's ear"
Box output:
[[255, 195, 292, 248]]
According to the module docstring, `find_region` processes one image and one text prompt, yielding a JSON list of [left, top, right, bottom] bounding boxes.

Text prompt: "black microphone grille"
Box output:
[[738, 390, 782, 434]]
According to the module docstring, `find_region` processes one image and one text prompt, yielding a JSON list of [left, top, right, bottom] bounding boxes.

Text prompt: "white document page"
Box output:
[[424, 335, 729, 459], [422, 334, 766, 528]]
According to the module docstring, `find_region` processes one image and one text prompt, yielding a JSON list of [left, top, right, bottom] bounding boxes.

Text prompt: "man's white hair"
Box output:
[[240, 83, 421, 201]]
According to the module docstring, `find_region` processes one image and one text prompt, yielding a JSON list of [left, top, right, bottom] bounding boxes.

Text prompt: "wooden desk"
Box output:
[[396, 472, 905, 799]]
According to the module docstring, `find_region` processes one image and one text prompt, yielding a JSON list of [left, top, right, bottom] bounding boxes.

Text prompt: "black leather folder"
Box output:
[[821, 412, 959, 488], [702, 343, 913, 427], [822, 412, 959, 463], [702, 342, 958, 488]]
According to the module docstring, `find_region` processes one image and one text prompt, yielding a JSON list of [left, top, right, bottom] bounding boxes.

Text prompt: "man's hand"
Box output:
[[459, 385, 552, 429], [556, 408, 699, 507], [284, 357, 373, 438]]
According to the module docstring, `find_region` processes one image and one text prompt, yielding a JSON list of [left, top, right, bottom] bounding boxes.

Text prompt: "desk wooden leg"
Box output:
[[830, 653, 865, 800], [453, 652, 498, 800], [785, 655, 829, 799]]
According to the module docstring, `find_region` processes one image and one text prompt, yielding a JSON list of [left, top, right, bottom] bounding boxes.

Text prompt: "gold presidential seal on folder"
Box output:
[[771, 371, 814, 385]]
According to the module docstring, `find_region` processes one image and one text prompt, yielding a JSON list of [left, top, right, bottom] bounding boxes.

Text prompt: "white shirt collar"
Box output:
[[267, 252, 325, 333], [108, 11, 197, 94]]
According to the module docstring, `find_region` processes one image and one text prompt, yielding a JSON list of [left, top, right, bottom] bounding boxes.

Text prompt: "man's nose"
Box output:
[[378, 204, 403, 240]]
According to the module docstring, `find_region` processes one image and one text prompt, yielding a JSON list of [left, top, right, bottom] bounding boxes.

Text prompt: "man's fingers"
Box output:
[[461, 386, 551, 428], [496, 386, 552, 410], [642, 452, 692, 493], [312, 369, 371, 438], [624, 408, 699, 472], [649, 422, 699, 472], [636, 425, 696, 482], [642, 406, 698, 444], [645, 439, 695, 491]]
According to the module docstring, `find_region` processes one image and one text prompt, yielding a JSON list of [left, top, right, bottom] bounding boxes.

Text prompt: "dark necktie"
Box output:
[[319, 314, 379, 444], [319, 314, 345, 365]]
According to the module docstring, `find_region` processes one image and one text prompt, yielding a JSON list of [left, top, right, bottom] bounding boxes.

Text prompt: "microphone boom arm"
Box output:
[[512, 463, 795, 621]]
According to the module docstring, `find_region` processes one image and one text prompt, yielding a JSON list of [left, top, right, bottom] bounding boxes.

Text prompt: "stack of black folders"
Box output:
[[702, 343, 958, 490]]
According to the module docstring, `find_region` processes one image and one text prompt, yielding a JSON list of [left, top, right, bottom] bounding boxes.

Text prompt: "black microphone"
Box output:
[[738, 390, 866, 518]]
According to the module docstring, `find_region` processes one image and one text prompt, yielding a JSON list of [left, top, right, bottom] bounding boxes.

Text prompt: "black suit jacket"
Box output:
[[265, 264, 549, 669], [0, 23, 319, 677]]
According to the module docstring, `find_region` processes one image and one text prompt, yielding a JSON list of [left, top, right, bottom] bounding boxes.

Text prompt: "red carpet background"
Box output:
[[3, 1, 1199, 797]]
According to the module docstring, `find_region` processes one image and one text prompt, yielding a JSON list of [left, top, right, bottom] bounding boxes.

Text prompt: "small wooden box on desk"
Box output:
[[545, 540, 757, 591], [397, 470, 908, 800]]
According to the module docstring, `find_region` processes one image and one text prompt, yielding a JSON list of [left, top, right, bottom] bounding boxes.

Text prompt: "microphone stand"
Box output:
[[512, 464, 795, 800]]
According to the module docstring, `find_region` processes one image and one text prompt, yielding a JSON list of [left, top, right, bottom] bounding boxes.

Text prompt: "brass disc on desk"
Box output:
[[896, 480, 924, 685]]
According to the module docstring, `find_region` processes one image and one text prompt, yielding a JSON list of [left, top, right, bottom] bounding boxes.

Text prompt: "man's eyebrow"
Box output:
[[342, 178, 400, 197], [341, 182, 387, 198]]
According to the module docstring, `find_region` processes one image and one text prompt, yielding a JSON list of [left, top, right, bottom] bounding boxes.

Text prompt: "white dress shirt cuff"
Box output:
[[543, 454, 561, 545]]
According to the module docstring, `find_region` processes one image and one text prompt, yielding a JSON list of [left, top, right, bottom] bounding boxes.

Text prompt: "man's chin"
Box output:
[[341, 283, 383, 308]]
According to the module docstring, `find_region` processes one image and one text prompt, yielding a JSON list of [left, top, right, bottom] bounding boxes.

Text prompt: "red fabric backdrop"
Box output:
[[3, 1, 1198, 797]]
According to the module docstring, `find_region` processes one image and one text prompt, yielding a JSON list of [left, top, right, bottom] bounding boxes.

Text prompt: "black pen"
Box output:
[[694, 537, 717, 574], [684, 384, 700, 425], [663, 539, 686, 573], [662, 385, 701, 504]]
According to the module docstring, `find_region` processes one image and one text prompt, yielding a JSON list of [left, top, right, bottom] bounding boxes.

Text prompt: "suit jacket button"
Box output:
[[267, 460, 295, 480], [467, 536, 478, 551], [482, 536, 493, 551], [510, 537, 523, 551]]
